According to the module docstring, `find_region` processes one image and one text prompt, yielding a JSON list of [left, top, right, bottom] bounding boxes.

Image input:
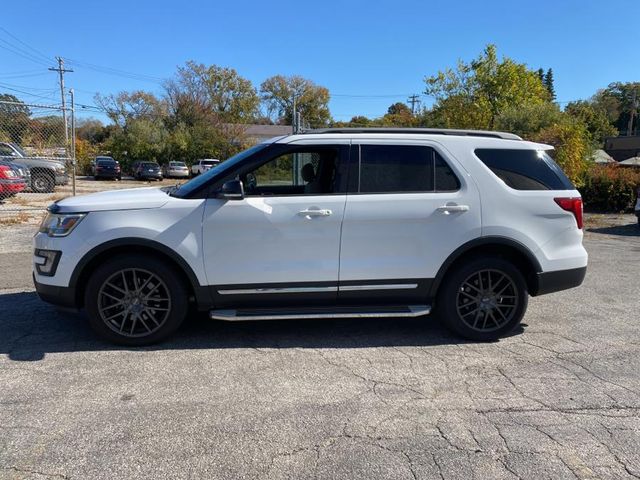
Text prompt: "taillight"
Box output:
[[0, 166, 10, 179], [554, 197, 583, 229]]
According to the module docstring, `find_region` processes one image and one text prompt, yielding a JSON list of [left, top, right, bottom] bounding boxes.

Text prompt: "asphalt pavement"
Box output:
[[1, 216, 639, 479]]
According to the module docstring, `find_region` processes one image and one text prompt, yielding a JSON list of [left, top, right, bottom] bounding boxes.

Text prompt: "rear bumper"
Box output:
[[34, 274, 78, 310], [531, 266, 587, 296], [0, 179, 26, 193]]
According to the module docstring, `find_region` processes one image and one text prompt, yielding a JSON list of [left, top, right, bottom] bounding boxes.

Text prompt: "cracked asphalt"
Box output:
[[1, 215, 639, 479]]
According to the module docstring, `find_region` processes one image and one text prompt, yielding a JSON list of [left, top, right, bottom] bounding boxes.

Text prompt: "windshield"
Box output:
[[202, 160, 218, 165], [172, 144, 268, 198], [97, 160, 116, 166], [12, 144, 28, 157]]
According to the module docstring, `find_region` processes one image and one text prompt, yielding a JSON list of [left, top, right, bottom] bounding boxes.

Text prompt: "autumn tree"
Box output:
[[164, 61, 259, 124], [424, 44, 550, 129], [260, 75, 331, 128]]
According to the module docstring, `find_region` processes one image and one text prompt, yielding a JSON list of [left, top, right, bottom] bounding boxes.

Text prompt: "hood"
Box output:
[[53, 187, 170, 213]]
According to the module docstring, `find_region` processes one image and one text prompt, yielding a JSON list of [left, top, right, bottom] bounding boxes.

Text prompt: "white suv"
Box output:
[[191, 158, 220, 176], [33, 128, 587, 345]]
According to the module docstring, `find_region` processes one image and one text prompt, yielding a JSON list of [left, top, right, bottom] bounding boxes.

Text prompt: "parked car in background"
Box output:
[[191, 159, 219, 176], [33, 128, 588, 345], [134, 162, 163, 181], [0, 142, 67, 193], [162, 161, 190, 178], [93, 157, 121, 180], [0, 162, 27, 200]]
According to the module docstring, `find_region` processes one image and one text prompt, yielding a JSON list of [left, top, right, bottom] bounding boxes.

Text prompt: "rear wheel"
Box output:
[[437, 256, 528, 341], [84, 254, 188, 345]]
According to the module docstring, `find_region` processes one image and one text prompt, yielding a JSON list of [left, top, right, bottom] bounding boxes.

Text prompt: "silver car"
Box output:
[[162, 161, 190, 179]]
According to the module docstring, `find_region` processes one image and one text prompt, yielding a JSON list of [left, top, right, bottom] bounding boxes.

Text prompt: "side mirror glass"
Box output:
[[216, 179, 244, 200]]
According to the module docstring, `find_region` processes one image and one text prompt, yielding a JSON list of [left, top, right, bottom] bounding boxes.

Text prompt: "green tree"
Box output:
[[592, 82, 640, 135], [0, 94, 31, 144], [260, 75, 331, 127], [543, 68, 556, 101], [530, 121, 591, 187], [495, 102, 565, 137], [564, 100, 618, 145], [424, 44, 550, 129]]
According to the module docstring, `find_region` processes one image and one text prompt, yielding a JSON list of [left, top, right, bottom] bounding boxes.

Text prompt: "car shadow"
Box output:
[[587, 222, 640, 237], [1, 291, 526, 361]]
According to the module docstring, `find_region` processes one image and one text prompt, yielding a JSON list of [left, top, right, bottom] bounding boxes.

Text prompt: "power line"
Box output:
[[0, 27, 51, 63], [64, 58, 164, 84]]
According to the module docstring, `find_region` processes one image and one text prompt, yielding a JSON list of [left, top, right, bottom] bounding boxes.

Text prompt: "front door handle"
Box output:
[[298, 208, 332, 217], [436, 204, 469, 215]]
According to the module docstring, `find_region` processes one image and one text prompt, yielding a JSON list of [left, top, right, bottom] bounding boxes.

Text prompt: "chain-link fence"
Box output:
[[0, 99, 76, 224]]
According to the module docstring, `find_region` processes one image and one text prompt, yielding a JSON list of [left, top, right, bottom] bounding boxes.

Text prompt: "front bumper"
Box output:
[[34, 273, 78, 310], [531, 266, 587, 296]]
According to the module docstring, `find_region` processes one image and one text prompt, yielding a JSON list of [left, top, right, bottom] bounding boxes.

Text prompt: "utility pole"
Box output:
[[49, 57, 73, 151], [292, 95, 297, 134], [628, 89, 637, 136], [70, 88, 76, 196], [407, 94, 421, 115]]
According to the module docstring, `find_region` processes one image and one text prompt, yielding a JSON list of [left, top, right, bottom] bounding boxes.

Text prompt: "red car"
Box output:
[[0, 164, 26, 200]]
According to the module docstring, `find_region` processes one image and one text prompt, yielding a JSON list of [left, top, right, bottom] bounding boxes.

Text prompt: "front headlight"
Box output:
[[38, 213, 86, 237], [54, 164, 66, 172]]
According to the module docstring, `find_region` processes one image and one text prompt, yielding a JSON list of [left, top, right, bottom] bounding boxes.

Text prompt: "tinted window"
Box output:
[[359, 145, 459, 193], [435, 154, 460, 191], [97, 159, 116, 166], [475, 149, 574, 190], [202, 160, 218, 165], [360, 145, 433, 193]]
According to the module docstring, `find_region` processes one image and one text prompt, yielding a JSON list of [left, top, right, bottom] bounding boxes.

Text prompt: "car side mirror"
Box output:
[[216, 179, 244, 200]]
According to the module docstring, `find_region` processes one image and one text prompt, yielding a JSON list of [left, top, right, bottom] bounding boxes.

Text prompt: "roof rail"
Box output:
[[302, 127, 522, 141]]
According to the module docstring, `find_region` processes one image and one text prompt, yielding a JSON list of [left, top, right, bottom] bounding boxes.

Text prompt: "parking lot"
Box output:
[[1, 212, 639, 479]]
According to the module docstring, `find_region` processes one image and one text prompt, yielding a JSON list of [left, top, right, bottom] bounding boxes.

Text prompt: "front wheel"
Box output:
[[437, 256, 528, 341], [84, 254, 189, 346], [32, 173, 55, 193]]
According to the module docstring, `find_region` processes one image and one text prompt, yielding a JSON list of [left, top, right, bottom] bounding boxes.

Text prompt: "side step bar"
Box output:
[[210, 305, 431, 321]]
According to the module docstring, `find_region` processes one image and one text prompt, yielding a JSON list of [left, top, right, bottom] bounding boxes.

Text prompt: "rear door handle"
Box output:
[[298, 208, 332, 217], [436, 204, 469, 214]]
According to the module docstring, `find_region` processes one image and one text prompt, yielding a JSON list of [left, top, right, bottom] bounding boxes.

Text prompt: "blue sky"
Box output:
[[2, 0, 638, 123]]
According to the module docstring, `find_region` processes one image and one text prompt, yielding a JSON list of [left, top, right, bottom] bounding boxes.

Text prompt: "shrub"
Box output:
[[580, 165, 640, 212]]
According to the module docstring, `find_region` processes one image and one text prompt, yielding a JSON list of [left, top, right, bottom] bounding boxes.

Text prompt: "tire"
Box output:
[[84, 254, 189, 346], [31, 172, 55, 193], [437, 256, 528, 341]]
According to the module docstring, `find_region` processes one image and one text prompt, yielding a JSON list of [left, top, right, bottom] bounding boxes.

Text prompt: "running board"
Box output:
[[209, 305, 431, 321]]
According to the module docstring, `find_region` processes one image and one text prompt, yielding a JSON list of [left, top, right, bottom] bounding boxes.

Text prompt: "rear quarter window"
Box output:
[[474, 149, 574, 191]]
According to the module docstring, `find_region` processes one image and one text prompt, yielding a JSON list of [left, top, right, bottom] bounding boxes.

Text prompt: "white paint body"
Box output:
[[34, 133, 588, 292]]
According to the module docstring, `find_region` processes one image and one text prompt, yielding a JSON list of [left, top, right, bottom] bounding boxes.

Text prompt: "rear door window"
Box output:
[[358, 145, 459, 193], [475, 149, 574, 190]]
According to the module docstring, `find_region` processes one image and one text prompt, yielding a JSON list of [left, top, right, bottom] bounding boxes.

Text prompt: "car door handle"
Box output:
[[436, 204, 470, 214], [298, 208, 332, 217]]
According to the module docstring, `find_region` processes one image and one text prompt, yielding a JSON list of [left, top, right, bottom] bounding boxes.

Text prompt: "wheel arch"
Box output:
[[429, 237, 542, 299], [70, 238, 211, 309]]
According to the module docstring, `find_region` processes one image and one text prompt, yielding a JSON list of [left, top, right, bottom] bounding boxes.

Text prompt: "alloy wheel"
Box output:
[[455, 269, 519, 332], [97, 268, 172, 338]]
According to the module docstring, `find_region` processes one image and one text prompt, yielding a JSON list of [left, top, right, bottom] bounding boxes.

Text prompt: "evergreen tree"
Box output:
[[543, 68, 556, 101]]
